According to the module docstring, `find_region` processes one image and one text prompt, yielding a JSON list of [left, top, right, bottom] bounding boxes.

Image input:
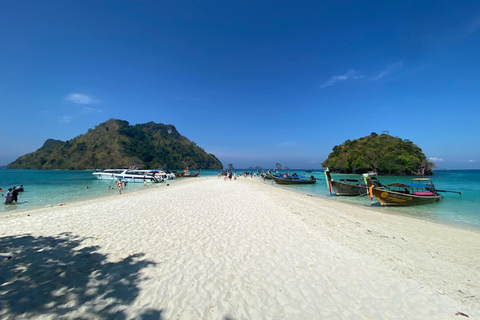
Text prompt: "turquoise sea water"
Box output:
[[268, 169, 480, 230], [1, 169, 479, 230]]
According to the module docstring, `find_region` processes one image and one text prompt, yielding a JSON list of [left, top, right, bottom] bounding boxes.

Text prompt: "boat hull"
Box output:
[[183, 170, 201, 177], [273, 177, 316, 185], [114, 176, 162, 183], [331, 181, 368, 196], [93, 173, 117, 180], [372, 188, 443, 206], [92, 169, 127, 180]]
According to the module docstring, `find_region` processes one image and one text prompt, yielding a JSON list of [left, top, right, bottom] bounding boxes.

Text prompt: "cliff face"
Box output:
[[322, 133, 434, 175], [8, 119, 223, 170]]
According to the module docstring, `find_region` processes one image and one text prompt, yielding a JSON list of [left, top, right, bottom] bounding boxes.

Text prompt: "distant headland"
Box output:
[[7, 119, 223, 170]]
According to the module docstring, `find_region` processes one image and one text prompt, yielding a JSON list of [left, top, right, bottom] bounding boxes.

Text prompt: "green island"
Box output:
[[7, 119, 223, 170], [322, 132, 434, 175]]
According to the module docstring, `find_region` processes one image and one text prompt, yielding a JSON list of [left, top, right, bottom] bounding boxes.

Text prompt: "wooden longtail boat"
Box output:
[[258, 169, 275, 180], [366, 177, 443, 206], [273, 175, 316, 185], [174, 172, 185, 178], [264, 170, 275, 180], [183, 169, 201, 177], [325, 169, 383, 196]]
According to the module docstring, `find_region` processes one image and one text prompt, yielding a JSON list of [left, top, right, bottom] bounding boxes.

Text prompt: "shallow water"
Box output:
[[1, 169, 479, 230], [259, 169, 480, 230]]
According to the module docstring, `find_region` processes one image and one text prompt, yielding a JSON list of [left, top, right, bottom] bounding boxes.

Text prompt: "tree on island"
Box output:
[[322, 132, 434, 175], [7, 119, 223, 170]]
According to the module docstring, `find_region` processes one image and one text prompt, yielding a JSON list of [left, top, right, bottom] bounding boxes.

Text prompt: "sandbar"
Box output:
[[1, 177, 479, 319]]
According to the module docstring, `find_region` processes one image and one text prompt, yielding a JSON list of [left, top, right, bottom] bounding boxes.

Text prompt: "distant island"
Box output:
[[8, 119, 223, 170], [322, 132, 434, 175]]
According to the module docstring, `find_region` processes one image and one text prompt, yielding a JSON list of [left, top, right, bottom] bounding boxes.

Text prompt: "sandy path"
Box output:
[[1, 177, 479, 319]]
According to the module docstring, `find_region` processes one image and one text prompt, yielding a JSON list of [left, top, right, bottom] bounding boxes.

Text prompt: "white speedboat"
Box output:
[[92, 169, 127, 180], [153, 170, 176, 180], [114, 170, 163, 183]]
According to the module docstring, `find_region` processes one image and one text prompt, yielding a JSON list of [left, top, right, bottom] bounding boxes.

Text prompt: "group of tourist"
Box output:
[[219, 171, 238, 181], [243, 172, 256, 178], [3, 185, 24, 205], [218, 171, 257, 181]]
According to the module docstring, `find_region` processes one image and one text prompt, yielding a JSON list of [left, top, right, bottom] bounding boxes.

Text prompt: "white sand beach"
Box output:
[[1, 177, 479, 319]]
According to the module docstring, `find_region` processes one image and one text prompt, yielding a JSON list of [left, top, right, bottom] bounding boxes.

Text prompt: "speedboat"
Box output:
[[114, 170, 163, 183], [92, 169, 127, 180], [151, 170, 176, 180]]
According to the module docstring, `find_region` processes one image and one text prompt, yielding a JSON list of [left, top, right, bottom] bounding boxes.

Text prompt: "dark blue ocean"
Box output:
[[1, 169, 479, 230]]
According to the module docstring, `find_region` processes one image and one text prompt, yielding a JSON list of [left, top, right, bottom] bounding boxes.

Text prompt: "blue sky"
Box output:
[[1, 1, 479, 169]]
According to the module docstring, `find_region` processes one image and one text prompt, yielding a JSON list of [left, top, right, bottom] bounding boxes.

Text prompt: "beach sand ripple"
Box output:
[[1, 178, 479, 319]]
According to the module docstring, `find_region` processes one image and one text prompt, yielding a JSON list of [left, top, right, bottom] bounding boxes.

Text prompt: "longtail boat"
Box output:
[[325, 169, 383, 196], [366, 177, 443, 206], [258, 169, 274, 180], [264, 170, 275, 180], [174, 172, 185, 178], [183, 169, 201, 177], [273, 174, 316, 185]]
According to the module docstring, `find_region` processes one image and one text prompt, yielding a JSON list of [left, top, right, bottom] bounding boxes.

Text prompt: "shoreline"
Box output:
[[1, 177, 479, 319], [268, 179, 480, 233], [0, 178, 182, 219]]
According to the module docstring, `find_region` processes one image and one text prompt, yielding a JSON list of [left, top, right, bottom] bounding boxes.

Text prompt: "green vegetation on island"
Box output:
[[8, 119, 223, 170], [322, 132, 434, 175]]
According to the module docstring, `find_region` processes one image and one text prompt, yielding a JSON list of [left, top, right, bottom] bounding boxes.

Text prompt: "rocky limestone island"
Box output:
[[8, 119, 223, 170], [322, 132, 434, 175]]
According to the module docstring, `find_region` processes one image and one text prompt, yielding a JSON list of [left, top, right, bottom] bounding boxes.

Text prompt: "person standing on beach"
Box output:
[[116, 179, 122, 195]]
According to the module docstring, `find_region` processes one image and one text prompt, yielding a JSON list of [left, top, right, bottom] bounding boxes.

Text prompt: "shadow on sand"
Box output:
[[0, 232, 163, 319]]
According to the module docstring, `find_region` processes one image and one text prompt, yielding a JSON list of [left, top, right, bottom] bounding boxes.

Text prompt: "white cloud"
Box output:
[[281, 141, 296, 147], [58, 116, 74, 123], [372, 62, 403, 80], [310, 160, 320, 164], [469, 159, 475, 163], [429, 157, 443, 162], [320, 69, 363, 88], [65, 93, 99, 105], [82, 107, 102, 113]]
